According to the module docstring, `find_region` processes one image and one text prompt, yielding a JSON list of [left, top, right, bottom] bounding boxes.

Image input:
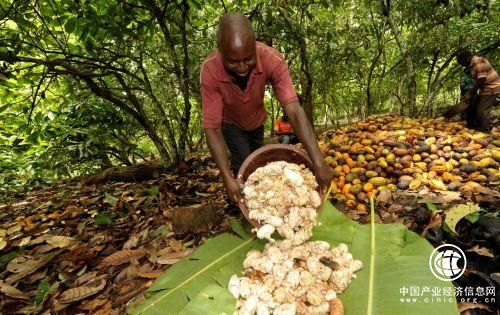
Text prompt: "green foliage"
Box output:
[[0, 0, 499, 197], [129, 201, 458, 315], [95, 213, 113, 226], [34, 279, 50, 307]]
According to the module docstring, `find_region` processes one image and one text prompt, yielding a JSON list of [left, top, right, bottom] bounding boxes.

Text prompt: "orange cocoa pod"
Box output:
[[363, 182, 374, 193]]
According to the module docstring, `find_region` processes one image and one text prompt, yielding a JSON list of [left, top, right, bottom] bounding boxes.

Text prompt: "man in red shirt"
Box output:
[[200, 13, 332, 204], [456, 50, 500, 132]]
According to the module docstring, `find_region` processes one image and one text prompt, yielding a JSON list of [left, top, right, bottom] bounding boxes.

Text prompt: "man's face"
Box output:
[[220, 35, 257, 77]]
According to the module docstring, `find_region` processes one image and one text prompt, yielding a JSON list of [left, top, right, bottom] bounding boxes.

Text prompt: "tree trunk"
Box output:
[[278, 7, 314, 124], [381, 0, 417, 116], [176, 0, 192, 163]]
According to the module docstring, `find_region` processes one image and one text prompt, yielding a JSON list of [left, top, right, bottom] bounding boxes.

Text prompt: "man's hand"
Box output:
[[223, 175, 243, 204], [314, 160, 333, 192]]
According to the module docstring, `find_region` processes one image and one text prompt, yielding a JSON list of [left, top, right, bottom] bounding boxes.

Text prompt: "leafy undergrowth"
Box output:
[[0, 120, 499, 314]]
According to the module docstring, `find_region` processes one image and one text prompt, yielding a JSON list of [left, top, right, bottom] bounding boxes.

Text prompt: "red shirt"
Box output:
[[200, 42, 299, 130]]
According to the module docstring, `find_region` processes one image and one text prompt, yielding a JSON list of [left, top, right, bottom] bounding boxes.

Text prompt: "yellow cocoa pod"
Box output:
[[459, 158, 469, 166], [386, 153, 396, 163], [412, 154, 422, 162], [377, 158, 388, 168], [449, 159, 459, 167], [361, 139, 373, 146], [415, 162, 427, 171], [350, 167, 365, 175], [425, 137, 437, 146], [429, 179, 447, 190], [478, 157, 493, 168], [365, 146, 375, 154], [368, 177, 387, 187], [409, 179, 421, 190], [492, 149, 500, 162]]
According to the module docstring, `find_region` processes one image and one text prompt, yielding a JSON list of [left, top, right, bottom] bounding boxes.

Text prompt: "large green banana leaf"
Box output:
[[129, 201, 458, 315]]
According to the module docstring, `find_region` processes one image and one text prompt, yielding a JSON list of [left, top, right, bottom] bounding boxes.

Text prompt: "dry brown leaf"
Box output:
[[81, 296, 109, 311], [18, 236, 31, 247], [136, 269, 164, 279], [100, 249, 145, 267], [122, 234, 140, 250], [156, 248, 193, 265], [6, 224, 22, 235], [466, 245, 494, 258], [5, 250, 62, 284], [27, 269, 47, 284], [59, 279, 106, 304], [46, 235, 75, 248], [30, 234, 51, 245], [0, 238, 7, 251], [93, 300, 112, 315], [0, 280, 29, 299], [74, 271, 98, 287], [416, 191, 462, 204]]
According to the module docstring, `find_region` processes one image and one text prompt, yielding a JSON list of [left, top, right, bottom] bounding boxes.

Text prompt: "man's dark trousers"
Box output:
[[222, 123, 264, 173]]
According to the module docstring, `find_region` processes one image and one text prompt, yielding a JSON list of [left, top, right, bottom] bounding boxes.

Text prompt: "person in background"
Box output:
[[200, 13, 333, 205], [459, 68, 479, 129], [456, 50, 500, 132], [274, 114, 298, 144]]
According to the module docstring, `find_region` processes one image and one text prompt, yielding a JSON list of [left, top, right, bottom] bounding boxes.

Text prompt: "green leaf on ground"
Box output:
[[129, 201, 458, 315], [151, 225, 169, 239], [228, 219, 249, 239], [95, 213, 113, 226], [34, 279, 50, 306], [105, 193, 119, 206], [0, 250, 19, 267]]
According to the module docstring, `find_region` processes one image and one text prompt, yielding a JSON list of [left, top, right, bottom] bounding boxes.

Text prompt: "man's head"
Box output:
[[217, 13, 257, 77], [456, 49, 473, 67]]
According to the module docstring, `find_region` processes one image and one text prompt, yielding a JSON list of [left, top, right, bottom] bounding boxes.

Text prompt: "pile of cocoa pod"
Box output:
[[318, 115, 500, 213]]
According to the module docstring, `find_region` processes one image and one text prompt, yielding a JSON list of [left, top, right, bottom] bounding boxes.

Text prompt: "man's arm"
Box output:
[[283, 101, 333, 190], [204, 128, 242, 204]]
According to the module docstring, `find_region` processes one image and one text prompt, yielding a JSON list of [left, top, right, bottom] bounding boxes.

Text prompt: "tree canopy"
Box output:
[[0, 0, 499, 198]]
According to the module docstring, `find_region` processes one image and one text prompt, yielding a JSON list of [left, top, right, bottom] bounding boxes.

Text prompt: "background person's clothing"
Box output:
[[279, 134, 298, 144], [475, 94, 498, 132], [274, 118, 293, 135], [464, 94, 480, 129], [274, 117, 298, 144], [470, 56, 500, 95], [460, 71, 474, 97], [200, 41, 298, 131], [222, 123, 264, 173]]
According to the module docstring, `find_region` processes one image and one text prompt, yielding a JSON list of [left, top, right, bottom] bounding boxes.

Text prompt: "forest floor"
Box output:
[[0, 116, 499, 314]]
